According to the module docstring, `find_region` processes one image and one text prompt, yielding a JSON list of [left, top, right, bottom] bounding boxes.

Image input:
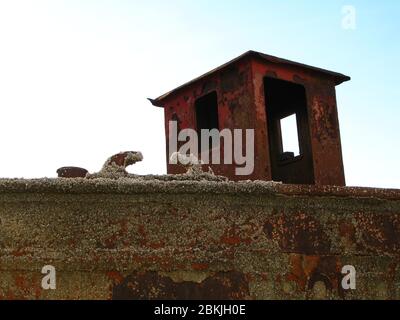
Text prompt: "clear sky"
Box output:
[[0, 0, 399, 188]]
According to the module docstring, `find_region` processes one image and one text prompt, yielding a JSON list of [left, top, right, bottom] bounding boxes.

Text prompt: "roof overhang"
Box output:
[[149, 50, 351, 107]]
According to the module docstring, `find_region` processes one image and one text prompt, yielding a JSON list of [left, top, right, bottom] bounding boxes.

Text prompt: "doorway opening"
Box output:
[[264, 77, 314, 184]]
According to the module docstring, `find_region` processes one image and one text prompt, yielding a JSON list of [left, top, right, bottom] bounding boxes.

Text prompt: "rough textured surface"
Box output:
[[0, 177, 399, 300], [87, 151, 143, 179]]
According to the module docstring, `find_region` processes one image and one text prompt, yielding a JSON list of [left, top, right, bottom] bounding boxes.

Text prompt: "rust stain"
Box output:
[[112, 271, 250, 300], [279, 212, 331, 254], [356, 213, 400, 254], [286, 254, 342, 298], [192, 263, 209, 271], [106, 271, 124, 285]]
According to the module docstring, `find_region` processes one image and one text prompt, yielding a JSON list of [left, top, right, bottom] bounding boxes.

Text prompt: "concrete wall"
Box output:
[[0, 178, 399, 300]]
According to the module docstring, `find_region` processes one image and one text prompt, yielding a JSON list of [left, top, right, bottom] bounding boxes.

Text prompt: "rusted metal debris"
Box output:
[[56, 166, 88, 178], [87, 151, 143, 179], [57, 151, 143, 179], [103, 151, 143, 169]]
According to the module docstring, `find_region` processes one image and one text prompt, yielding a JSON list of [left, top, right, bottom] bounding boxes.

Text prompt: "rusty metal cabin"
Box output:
[[150, 50, 350, 185]]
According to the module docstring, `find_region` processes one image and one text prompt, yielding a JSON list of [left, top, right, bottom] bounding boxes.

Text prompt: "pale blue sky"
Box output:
[[0, 0, 399, 188]]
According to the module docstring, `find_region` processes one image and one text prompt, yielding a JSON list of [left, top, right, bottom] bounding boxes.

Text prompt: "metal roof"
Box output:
[[149, 50, 351, 107]]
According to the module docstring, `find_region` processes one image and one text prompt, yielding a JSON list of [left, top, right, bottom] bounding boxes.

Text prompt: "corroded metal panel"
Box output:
[[153, 51, 348, 185], [0, 179, 399, 300], [251, 58, 346, 185]]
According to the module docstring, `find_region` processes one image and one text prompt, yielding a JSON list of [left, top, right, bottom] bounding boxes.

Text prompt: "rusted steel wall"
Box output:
[[160, 56, 345, 185], [162, 57, 260, 180], [251, 57, 346, 186], [0, 178, 399, 300]]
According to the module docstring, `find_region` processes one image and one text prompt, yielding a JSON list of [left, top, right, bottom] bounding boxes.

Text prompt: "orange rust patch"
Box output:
[[303, 256, 321, 277], [106, 271, 124, 285], [287, 254, 308, 290], [221, 236, 242, 245], [192, 263, 209, 271]]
